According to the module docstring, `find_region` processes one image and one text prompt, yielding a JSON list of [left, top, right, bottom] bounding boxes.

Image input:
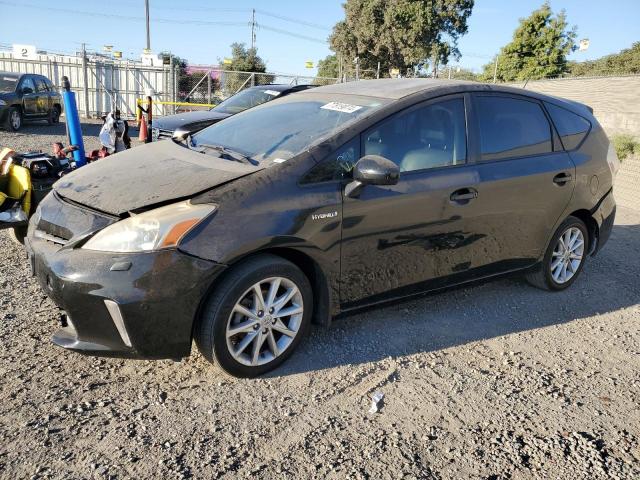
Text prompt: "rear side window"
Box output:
[[476, 96, 552, 161], [545, 102, 591, 150], [35, 77, 49, 93]]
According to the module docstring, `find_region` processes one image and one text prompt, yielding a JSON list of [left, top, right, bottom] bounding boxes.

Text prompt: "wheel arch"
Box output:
[[191, 247, 333, 346], [568, 209, 598, 254]]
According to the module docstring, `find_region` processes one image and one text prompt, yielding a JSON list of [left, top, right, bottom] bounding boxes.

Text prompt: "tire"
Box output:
[[5, 107, 22, 131], [526, 215, 589, 291], [48, 105, 61, 125], [195, 254, 313, 378], [9, 226, 27, 245]]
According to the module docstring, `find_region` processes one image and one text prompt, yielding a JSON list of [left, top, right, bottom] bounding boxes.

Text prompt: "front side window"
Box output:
[[476, 96, 552, 161], [363, 98, 467, 173], [212, 88, 282, 115], [191, 94, 388, 164], [19, 77, 36, 94], [545, 102, 591, 150]]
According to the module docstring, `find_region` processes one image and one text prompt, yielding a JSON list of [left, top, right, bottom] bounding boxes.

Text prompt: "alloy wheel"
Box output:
[[550, 226, 585, 284], [225, 277, 304, 367]]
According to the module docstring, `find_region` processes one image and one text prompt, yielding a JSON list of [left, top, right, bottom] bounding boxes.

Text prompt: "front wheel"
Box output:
[[6, 107, 22, 131], [196, 254, 313, 377], [526, 216, 589, 291]]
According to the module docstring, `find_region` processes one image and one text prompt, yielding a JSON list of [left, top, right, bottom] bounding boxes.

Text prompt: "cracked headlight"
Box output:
[[83, 201, 216, 253]]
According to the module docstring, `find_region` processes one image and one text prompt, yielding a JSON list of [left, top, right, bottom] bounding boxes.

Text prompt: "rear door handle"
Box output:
[[450, 188, 478, 203], [553, 172, 573, 185]]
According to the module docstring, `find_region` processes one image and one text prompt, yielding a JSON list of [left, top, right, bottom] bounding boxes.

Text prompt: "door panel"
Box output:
[[340, 166, 483, 306], [19, 77, 37, 116], [34, 77, 51, 116], [470, 153, 576, 263]]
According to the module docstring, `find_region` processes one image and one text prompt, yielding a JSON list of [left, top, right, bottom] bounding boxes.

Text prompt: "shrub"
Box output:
[[612, 134, 640, 161]]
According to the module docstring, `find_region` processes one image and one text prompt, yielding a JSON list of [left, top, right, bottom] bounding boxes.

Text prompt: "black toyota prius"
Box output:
[[26, 79, 618, 377]]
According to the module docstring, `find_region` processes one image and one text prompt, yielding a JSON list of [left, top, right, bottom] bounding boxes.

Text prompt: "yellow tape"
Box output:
[[136, 98, 216, 108]]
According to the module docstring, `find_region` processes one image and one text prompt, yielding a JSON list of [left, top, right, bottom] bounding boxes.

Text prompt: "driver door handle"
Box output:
[[450, 187, 478, 203], [553, 172, 573, 185]]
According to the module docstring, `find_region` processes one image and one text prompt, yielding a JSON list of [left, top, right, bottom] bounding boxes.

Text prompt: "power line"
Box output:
[[0, 1, 328, 44], [254, 9, 331, 31]]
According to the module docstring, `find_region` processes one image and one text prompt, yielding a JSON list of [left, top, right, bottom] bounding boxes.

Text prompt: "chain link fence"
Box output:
[[175, 68, 339, 111]]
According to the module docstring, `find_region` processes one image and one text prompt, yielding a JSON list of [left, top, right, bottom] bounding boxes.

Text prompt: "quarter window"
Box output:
[[363, 98, 467, 172], [300, 138, 359, 184], [545, 102, 591, 150], [476, 96, 552, 161]]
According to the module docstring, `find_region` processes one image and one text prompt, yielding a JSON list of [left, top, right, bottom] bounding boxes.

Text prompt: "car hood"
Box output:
[[54, 140, 261, 216], [153, 109, 231, 132]]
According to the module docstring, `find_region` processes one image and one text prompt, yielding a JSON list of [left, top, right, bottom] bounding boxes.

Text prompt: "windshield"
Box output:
[[212, 87, 284, 115], [0, 76, 19, 93], [192, 93, 389, 164]]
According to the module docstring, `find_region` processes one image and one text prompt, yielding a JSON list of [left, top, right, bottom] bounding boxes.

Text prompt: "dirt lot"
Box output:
[[0, 124, 639, 479]]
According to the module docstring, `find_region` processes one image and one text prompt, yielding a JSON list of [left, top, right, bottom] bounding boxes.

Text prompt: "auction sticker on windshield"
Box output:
[[321, 102, 363, 114], [263, 90, 281, 96]]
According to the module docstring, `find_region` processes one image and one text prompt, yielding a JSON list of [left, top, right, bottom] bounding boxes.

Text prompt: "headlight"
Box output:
[[82, 201, 216, 253]]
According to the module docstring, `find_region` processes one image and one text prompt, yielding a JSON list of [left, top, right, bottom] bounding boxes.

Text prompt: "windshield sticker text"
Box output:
[[321, 102, 362, 114]]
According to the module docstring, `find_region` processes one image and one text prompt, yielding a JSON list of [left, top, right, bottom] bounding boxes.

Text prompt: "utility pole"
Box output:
[[250, 9, 257, 49], [355, 56, 359, 81], [145, 0, 151, 51], [493, 56, 499, 83]]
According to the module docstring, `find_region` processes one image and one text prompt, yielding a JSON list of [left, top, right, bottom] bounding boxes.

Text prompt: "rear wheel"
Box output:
[[48, 105, 61, 125], [526, 216, 589, 291], [195, 254, 312, 377], [6, 107, 22, 131]]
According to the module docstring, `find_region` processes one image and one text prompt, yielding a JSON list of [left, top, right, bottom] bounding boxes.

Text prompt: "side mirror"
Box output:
[[172, 128, 191, 142], [21, 87, 34, 95], [345, 155, 399, 197]]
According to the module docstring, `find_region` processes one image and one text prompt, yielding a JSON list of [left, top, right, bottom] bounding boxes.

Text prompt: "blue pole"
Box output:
[[61, 76, 86, 167]]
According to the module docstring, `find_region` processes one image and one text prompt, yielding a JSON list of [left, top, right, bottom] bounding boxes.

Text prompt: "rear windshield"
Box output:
[[212, 87, 283, 115], [192, 93, 389, 163], [0, 76, 19, 93]]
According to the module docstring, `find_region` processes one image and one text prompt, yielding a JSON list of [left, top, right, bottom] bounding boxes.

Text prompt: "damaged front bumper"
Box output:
[[26, 235, 226, 360]]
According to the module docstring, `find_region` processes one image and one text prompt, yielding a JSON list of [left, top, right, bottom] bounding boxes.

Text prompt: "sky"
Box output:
[[0, 0, 638, 76]]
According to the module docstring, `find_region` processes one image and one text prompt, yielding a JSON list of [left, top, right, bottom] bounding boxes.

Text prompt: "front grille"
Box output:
[[154, 128, 174, 141], [34, 192, 116, 245]]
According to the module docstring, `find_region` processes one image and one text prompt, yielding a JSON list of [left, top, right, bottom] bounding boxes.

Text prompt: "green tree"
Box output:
[[317, 54, 339, 78], [223, 42, 274, 93], [568, 42, 640, 76], [480, 2, 577, 82], [329, 0, 474, 78]]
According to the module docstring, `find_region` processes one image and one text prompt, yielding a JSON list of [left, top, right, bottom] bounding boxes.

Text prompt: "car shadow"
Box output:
[[269, 218, 640, 377]]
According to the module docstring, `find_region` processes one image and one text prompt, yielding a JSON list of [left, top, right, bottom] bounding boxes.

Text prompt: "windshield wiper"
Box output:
[[192, 143, 259, 166]]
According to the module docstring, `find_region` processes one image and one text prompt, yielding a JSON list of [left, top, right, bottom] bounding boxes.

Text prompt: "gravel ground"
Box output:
[[1, 126, 639, 479]]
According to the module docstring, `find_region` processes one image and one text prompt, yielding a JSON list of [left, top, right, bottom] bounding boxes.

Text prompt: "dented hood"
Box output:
[[54, 140, 260, 215]]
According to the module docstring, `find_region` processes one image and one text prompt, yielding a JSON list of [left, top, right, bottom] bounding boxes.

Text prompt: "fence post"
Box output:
[[207, 71, 212, 104], [493, 56, 499, 84], [81, 44, 90, 117], [251, 72, 255, 87]]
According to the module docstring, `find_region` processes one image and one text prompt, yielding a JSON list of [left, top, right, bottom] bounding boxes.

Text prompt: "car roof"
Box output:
[[294, 78, 592, 116], [303, 78, 478, 99]]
